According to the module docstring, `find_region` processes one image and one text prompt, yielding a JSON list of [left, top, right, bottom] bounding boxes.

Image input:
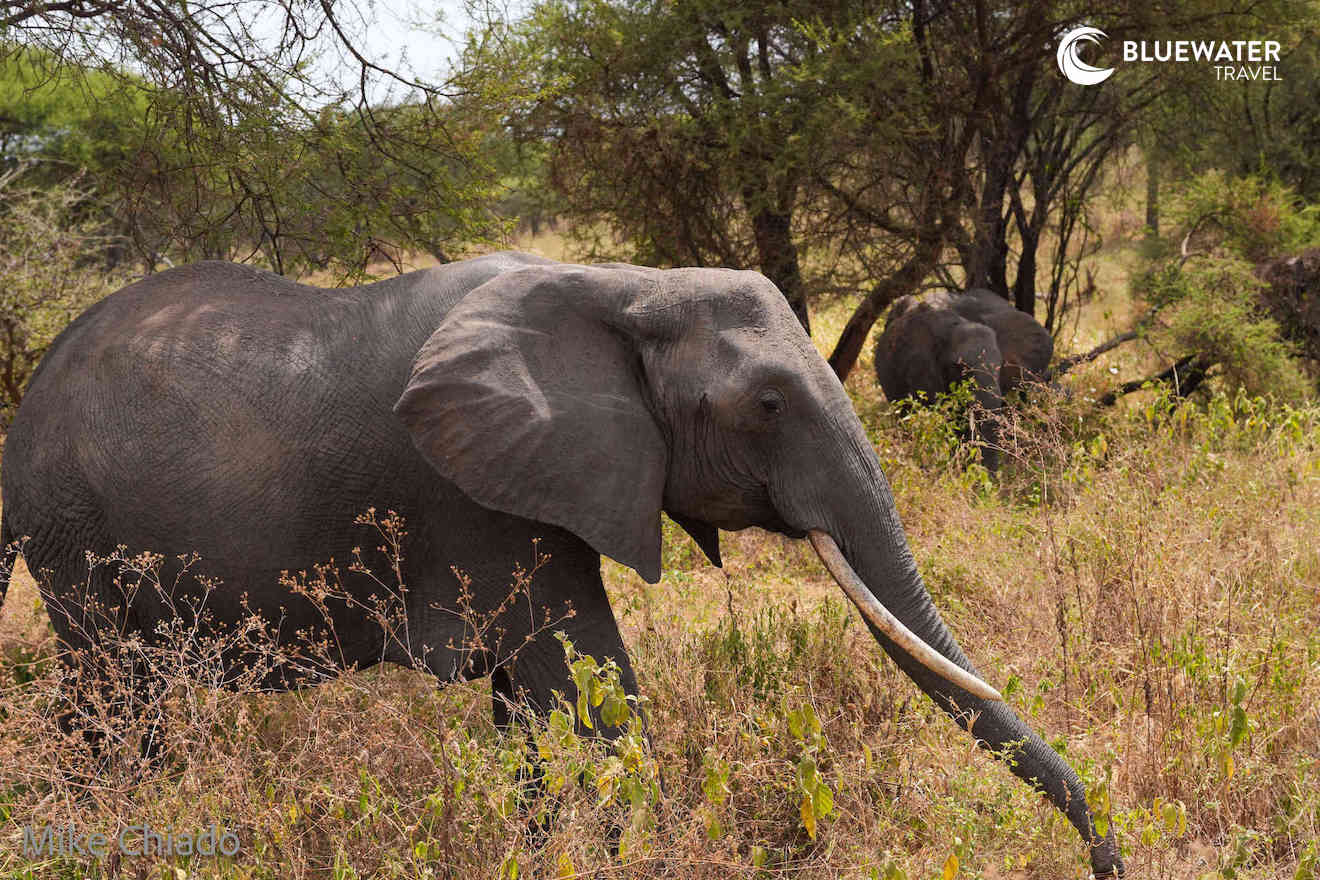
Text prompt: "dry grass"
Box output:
[[1, 256, 1318, 879]]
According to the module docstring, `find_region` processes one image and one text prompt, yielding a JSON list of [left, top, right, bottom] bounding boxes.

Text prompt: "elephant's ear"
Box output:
[[394, 265, 669, 583]]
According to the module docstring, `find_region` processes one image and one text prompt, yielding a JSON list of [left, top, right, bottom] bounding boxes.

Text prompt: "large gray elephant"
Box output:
[[875, 288, 1054, 466], [0, 254, 1120, 876]]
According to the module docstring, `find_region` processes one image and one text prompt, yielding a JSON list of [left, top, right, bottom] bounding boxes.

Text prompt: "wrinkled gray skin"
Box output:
[[0, 255, 1120, 876], [875, 289, 1054, 468]]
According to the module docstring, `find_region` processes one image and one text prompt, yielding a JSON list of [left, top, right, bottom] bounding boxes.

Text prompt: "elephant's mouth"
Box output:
[[667, 482, 799, 536], [806, 530, 1002, 702]]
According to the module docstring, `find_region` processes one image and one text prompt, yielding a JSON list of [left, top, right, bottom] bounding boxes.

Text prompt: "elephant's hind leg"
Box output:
[[37, 553, 173, 775]]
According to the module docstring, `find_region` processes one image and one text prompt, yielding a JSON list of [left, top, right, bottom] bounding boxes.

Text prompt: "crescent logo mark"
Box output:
[[1057, 26, 1115, 85]]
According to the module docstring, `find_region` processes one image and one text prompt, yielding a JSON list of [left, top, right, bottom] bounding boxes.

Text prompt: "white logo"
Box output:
[[1057, 26, 1115, 85]]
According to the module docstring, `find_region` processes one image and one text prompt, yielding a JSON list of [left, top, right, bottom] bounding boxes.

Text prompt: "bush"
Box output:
[[1123, 172, 1320, 402], [1135, 258, 1310, 401], [1174, 171, 1319, 263], [0, 168, 122, 427]]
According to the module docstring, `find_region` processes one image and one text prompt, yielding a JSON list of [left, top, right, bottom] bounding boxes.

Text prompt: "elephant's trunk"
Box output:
[[802, 430, 1123, 877], [968, 364, 1004, 472]]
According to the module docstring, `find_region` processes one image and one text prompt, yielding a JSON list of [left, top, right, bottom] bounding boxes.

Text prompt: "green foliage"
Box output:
[[0, 169, 122, 422], [0, 46, 503, 275], [457, 0, 933, 332], [786, 701, 834, 840], [1147, 2, 1320, 204], [0, 47, 148, 185], [1174, 171, 1320, 263], [1138, 257, 1310, 400], [884, 379, 996, 493], [1126, 171, 1320, 400]]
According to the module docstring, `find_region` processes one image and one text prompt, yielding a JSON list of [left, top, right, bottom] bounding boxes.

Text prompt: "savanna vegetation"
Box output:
[[1, 0, 1318, 877]]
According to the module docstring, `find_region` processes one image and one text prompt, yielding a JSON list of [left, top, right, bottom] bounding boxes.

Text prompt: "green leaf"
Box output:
[[702, 758, 730, 805], [1229, 704, 1248, 749], [1161, 800, 1182, 834], [812, 780, 834, 818], [601, 693, 630, 727], [796, 755, 818, 789], [1294, 845, 1317, 880], [787, 706, 805, 741], [704, 811, 723, 841], [802, 703, 821, 736], [882, 862, 908, 880]]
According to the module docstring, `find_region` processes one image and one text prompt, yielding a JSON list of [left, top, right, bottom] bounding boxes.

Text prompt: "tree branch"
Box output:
[[1049, 306, 1165, 379]]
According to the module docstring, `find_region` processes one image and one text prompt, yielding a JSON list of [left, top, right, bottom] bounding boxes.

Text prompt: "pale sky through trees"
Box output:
[[297, 0, 496, 102]]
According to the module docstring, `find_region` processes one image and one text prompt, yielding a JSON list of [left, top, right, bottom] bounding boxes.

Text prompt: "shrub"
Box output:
[[1174, 171, 1319, 263], [0, 168, 123, 428], [1122, 171, 1320, 402], [1135, 258, 1311, 401]]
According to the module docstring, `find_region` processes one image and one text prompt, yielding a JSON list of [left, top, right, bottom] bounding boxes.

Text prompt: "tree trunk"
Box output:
[[1013, 225, 1038, 317], [967, 153, 1013, 297], [750, 209, 810, 335], [1145, 151, 1160, 238]]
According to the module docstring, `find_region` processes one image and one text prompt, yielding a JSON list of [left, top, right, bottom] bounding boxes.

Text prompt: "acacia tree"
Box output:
[[952, 0, 1318, 331], [1143, 0, 1320, 210], [1, 4, 502, 274], [0, 167, 119, 424], [470, 0, 1307, 383]]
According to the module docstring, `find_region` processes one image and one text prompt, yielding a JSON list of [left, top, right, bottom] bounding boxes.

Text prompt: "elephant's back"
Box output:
[[2, 257, 546, 575], [8, 265, 395, 566]]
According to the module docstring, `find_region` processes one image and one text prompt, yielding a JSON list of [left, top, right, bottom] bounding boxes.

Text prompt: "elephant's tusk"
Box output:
[[808, 530, 1003, 703]]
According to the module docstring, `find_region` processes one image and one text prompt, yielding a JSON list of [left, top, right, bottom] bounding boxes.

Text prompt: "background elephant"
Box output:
[[874, 288, 1054, 466], [0, 255, 1120, 876]]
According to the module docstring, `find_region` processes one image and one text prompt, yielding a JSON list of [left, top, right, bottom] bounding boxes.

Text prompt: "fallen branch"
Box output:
[[1050, 329, 1140, 379], [1097, 354, 1214, 406], [1049, 308, 1162, 379]]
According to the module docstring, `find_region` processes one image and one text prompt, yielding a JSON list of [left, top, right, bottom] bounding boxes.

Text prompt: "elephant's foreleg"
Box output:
[[489, 599, 644, 842], [489, 601, 641, 739]]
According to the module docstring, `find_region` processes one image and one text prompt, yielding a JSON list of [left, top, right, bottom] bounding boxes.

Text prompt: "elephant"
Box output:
[[0, 253, 1121, 876], [874, 288, 1054, 467]]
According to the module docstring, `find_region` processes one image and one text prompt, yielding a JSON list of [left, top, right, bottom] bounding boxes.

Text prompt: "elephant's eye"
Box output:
[[758, 388, 786, 416]]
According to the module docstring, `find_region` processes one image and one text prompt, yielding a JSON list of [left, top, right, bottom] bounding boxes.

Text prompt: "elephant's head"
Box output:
[[394, 264, 1122, 877], [875, 293, 1006, 468], [948, 288, 1055, 392]]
